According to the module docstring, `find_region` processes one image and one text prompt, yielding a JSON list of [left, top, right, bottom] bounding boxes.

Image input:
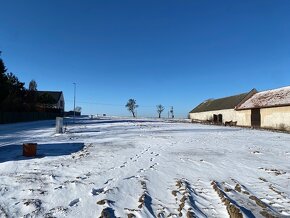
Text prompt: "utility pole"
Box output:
[[73, 82, 76, 123], [170, 106, 174, 119]]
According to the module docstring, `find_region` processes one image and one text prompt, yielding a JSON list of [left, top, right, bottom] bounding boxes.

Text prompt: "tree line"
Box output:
[[125, 99, 174, 118], [0, 52, 41, 112]]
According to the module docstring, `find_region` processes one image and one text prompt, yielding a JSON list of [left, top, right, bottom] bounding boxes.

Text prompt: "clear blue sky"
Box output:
[[0, 0, 289, 117]]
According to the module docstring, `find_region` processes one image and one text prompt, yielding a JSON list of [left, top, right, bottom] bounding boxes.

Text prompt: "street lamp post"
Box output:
[[73, 83, 76, 123]]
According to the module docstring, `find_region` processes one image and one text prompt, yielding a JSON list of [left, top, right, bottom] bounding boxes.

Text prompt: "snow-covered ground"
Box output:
[[0, 117, 290, 218]]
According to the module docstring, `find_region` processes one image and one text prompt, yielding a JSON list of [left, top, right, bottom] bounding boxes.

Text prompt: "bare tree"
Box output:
[[126, 99, 138, 117], [29, 79, 37, 91], [156, 104, 164, 118]]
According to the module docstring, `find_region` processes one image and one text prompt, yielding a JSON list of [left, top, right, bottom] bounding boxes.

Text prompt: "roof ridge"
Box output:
[[237, 86, 290, 110], [189, 89, 255, 113], [254, 85, 290, 94]]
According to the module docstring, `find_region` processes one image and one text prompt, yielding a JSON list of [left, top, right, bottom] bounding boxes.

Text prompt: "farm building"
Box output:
[[236, 86, 290, 131], [189, 89, 257, 125], [36, 91, 65, 113], [189, 86, 290, 131]]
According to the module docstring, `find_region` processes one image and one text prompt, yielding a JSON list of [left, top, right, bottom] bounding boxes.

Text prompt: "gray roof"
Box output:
[[190, 89, 257, 113], [36, 91, 63, 104]]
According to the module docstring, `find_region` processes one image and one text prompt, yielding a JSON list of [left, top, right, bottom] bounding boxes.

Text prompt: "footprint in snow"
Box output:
[[91, 188, 104, 196], [150, 163, 159, 170], [69, 198, 80, 207], [124, 176, 137, 180], [104, 178, 114, 185], [54, 186, 63, 190]]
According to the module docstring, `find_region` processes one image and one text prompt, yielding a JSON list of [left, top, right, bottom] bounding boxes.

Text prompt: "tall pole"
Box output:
[[73, 83, 76, 123]]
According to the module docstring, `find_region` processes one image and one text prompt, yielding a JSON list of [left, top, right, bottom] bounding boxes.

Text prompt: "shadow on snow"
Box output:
[[0, 142, 84, 164]]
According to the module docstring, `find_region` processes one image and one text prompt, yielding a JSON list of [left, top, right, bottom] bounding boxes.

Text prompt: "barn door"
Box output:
[[218, 114, 223, 124], [251, 109, 261, 127], [213, 114, 218, 123]]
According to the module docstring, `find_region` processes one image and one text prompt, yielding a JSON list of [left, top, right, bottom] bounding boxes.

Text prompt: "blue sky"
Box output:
[[0, 0, 289, 117]]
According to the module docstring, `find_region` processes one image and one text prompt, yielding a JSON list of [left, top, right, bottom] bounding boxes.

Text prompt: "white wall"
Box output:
[[190, 106, 290, 131], [189, 109, 251, 126], [261, 106, 290, 131]]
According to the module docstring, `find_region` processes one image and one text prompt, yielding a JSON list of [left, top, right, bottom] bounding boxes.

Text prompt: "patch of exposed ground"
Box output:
[[211, 181, 243, 218], [170, 179, 207, 217], [211, 179, 284, 218]]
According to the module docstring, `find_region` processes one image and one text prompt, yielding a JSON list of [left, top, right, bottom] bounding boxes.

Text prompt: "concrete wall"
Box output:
[[261, 106, 290, 131], [190, 106, 290, 131], [236, 110, 252, 126], [189, 109, 251, 126]]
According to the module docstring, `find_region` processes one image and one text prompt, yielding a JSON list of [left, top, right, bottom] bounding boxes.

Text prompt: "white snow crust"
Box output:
[[0, 117, 290, 217]]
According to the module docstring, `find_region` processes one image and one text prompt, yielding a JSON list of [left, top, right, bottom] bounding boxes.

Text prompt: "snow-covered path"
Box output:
[[0, 118, 290, 218]]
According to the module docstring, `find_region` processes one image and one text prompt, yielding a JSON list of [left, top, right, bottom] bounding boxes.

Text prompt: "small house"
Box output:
[[36, 91, 65, 113]]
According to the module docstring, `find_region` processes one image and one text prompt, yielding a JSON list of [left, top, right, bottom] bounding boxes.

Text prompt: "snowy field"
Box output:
[[0, 117, 290, 218]]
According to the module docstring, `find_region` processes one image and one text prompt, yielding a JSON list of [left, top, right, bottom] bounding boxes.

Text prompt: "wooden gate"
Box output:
[[251, 108, 261, 127]]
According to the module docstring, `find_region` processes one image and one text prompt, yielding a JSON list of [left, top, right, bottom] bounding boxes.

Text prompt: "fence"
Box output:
[[0, 111, 62, 124]]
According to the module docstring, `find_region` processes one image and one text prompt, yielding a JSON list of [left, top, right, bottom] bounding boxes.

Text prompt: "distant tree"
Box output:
[[156, 104, 165, 118], [26, 79, 38, 111], [0, 52, 29, 112], [0, 52, 8, 107], [29, 79, 37, 91], [1, 73, 26, 111], [25, 91, 37, 112], [74, 106, 82, 112], [126, 99, 138, 117], [0, 51, 7, 83], [6, 73, 25, 92]]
